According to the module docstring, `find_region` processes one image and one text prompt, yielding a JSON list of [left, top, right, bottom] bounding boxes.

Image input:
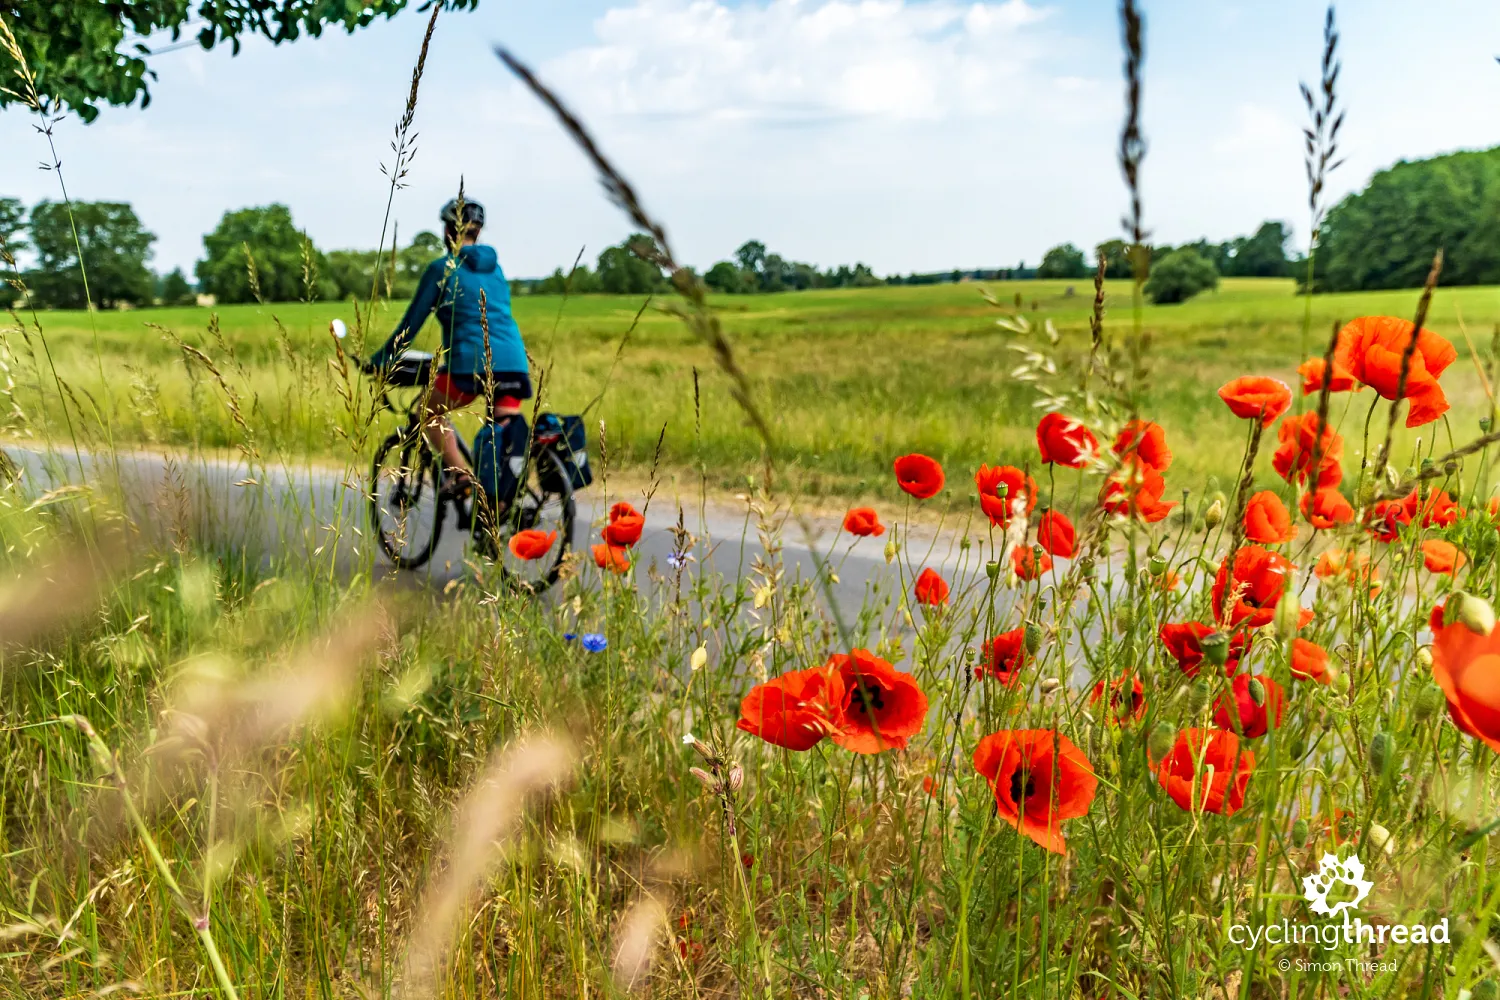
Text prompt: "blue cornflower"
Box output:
[[563, 632, 578, 642], [667, 551, 694, 570], [581, 633, 608, 653]]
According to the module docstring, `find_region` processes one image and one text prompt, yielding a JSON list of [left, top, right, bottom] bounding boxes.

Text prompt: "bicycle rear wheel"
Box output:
[[477, 449, 575, 594], [370, 427, 446, 569]]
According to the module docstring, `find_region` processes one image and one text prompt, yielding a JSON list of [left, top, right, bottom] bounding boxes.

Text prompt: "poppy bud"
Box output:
[[1288, 732, 1307, 759], [689, 766, 716, 789], [1147, 555, 1168, 576], [1079, 557, 1097, 580], [1355, 481, 1377, 507], [1039, 677, 1061, 694], [1368, 823, 1395, 856], [1420, 457, 1435, 474], [1454, 592, 1497, 636], [1474, 980, 1499, 1000], [1115, 605, 1135, 633], [1273, 592, 1302, 640], [1200, 631, 1230, 667], [1188, 677, 1213, 716], [1369, 732, 1393, 778], [1414, 682, 1445, 721], [1291, 818, 1309, 847], [1445, 460, 1458, 476], [1024, 621, 1043, 654], [1248, 678, 1267, 707], [1148, 721, 1175, 760], [1417, 646, 1434, 668], [690, 645, 709, 671], [884, 536, 898, 564], [986, 560, 1001, 580], [1484, 417, 1496, 433], [728, 764, 744, 793], [1203, 498, 1224, 529], [959, 535, 971, 550], [1331, 671, 1350, 695]]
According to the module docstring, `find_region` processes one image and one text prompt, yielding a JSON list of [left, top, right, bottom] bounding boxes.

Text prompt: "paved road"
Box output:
[[8, 447, 1000, 615]]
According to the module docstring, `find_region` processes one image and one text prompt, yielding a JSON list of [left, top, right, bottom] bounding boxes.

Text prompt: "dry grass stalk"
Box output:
[[611, 893, 670, 993], [398, 734, 575, 999], [0, 532, 126, 651]]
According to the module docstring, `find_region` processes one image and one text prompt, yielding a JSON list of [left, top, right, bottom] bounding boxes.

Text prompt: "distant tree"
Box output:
[[198, 204, 333, 303], [26, 200, 155, 308], [1095, 240, 1132, 279], [159, 267, 194, 305], [1, 2, 479, 123], [596, 236, 662, 295], [705, 261, 749, 293], [1143, 249, 1219, 304], [1222, 221, 1290, 278], [0, 197, 23, 307], [735, 240, 767, 275], [1037, 243, 1089, 279]]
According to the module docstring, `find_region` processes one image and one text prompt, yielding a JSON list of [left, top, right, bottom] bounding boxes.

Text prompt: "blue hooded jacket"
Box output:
[[368, 244, 527, 376]]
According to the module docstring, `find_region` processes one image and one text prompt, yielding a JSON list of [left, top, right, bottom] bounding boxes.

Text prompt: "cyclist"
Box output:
[[365, 196, 529, 494]]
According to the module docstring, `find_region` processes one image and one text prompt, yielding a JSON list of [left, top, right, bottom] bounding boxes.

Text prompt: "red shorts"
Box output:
[[432, 370, 531, 410]]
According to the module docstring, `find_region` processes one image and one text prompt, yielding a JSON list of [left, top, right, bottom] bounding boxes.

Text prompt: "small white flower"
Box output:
[[682, 732, 696, 745]]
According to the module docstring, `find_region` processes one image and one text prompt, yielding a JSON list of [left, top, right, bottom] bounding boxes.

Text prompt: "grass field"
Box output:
[[12, 277, 1500, 508]]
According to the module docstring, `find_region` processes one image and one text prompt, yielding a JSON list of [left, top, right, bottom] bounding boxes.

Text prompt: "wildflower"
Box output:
[[1429, 606, 1500, 752], [1100, 459, 1176, 523], [1011, 546, 1052, 581], [1421, 539, 1465, 575], [666, 550, 693, 569], [1243, 491, 1296, 544], [827, 649, 928, 754], [913, 568, 950, 606], [1218, 376, 1292, 426], [893, 454, 945, 499], [592, 543, 631, 574], [581, 633, 608, 653], [843, 507, 885, 537], [980, 629, 1028, 684], [1334, 315, 1457, 427], [1112, 419, 1172, 473], [1211, 546, 1301, 629], [1290, 638, 1332, 684], [1301, 488, 1354, 529], [1213, 673, 1285, 738], [975, 464, 1036, 527], [602, 514, 645, 547], [921, 774, 940, 798], [1414, 489, 1462, 527], [973, 729, 1096, 855], [1156, 728, 1255, 815], [1298, 356, 1357, 395], [736, 666, 843, 751], [563, 632, 578, 642], [1035, 510, 1076, 558], [1159, 622, 1216, 677], [507, 528, 557, 561], [1090, 674, 1147, 726], [690, 645, 709, 671], [1154, 567, 1180, 591], [1272, 412, 1343, 488], [682, 732, 696, 745], [1366, 495, 1413, 543], [1035, 413, 1099, 468]]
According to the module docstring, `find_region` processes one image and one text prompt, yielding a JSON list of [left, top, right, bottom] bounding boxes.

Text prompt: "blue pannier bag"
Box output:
[[472, 414, 529, 511], [535, 413, 592, 492]]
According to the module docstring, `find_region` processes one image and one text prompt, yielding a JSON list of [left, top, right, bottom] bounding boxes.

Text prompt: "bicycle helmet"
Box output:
[[440, 197, 485, 229]]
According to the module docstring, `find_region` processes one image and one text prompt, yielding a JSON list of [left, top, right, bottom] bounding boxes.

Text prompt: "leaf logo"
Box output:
[[1301, 852, 1373, 917]]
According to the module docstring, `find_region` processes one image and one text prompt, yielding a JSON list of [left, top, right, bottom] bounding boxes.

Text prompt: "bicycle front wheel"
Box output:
[[370, 427, 446, 570], [478, 449, 575, 594]]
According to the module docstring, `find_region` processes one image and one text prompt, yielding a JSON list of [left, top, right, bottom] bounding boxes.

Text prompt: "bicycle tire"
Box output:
[[370, 427, 446, 570]]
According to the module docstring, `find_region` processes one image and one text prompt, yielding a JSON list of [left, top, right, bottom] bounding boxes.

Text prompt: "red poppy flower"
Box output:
[[913, 567, 950, 606], [1298, 357, 1358, 395], [1414, 489, 1462, 528], [1315, 549, 1380, 595], [1366, 496, 1412, 543], [1112, 419, 1172, 473], [1100, 459, 1177, 523], [1213, 672, 1285, 738], [1159, 621, 1242, 678], [736, 666, 843, 751], [609, 501, 640, 521], [1154, 568, 1180, 591], [894, 454, 945, 499], [1290, 638, 1331, 684], [1036, 413, 1099, 468], [1243, 491, 1296, 544], [1211, 546, 1297, 629], [1431, 611, 1500, 752], [828, 649, 928, 754], [1035, 510, 1076, 558], [507, 528, 557, 561], [975, 465, 1037, 527], [591, 543, 631, 573], [1156, 728, 1255, 815], [980, 629, 1028, 684], [973, 729, 1097, 855], [843, 507, 886, 537], [1011, 545, 1052, 580], [1421, 539, 1465, 575], [602, 514, 645, 547], [1091, 674, 1147, 726], [1272, 413, 1343, 489], [1218, 376, 1292, 426], [1334, 315, 1457, 427], [1300, 488, 1354, 529]]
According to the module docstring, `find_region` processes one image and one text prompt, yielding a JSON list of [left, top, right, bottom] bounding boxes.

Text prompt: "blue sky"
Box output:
[[1, 0, 1497, 278]]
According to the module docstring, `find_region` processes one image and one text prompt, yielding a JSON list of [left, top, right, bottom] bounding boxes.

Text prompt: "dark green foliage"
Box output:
[[158, 267, 194, 305], [1317, 146, 1500, 291], [705, 261, 752, 293], [0, 1, 478, 122], [1143, 248, 1219, 305], [0, 197, 22, 307], [596, 235, 665, 295], [25, 200, 156, 308], [1037, 243, 1089, 279], [325, 230, 446, 301], [196, 204, 335, 303]]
